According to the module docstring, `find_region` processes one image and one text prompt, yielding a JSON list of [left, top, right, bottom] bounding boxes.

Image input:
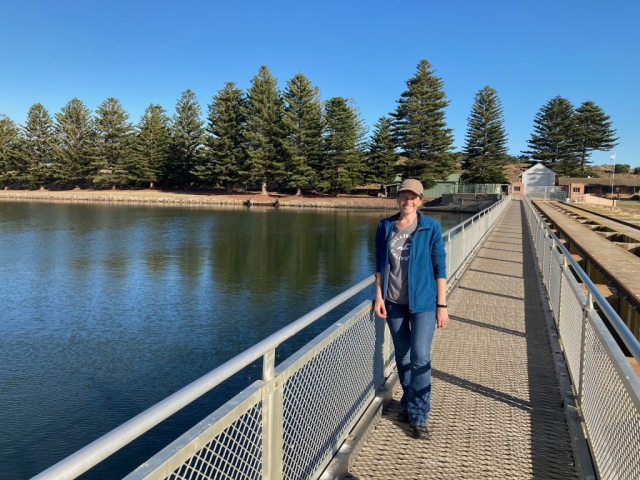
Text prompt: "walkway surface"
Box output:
[[347, 202, 579, 479]]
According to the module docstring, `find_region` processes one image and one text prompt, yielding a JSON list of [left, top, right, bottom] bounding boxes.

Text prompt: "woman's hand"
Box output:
[[436, 307, 449, 328], [374, 297, 387, 318]]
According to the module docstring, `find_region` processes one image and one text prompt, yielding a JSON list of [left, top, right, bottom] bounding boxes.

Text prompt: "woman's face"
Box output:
[[397, 191, 422, 216]]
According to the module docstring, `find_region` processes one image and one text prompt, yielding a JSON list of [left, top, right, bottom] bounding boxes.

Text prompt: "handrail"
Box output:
[[525, 197, 640, 362], [441, 194, 504, 239], [34, 276, 376, 480]]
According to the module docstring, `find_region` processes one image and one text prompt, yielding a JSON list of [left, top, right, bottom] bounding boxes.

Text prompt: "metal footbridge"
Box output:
[[34, 198, 640, 480]]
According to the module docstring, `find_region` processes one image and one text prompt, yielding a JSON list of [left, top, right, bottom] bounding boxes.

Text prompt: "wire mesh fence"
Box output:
[[523, 198, 640, 480], [525, 186, 567, 202]]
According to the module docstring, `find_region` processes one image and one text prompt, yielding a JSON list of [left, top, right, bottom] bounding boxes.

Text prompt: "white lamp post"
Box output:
[[610, 153, 617, 209]]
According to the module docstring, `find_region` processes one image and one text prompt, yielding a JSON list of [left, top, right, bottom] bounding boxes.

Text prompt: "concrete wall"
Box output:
[[585, 194, 616, 207], [568, 183, 584, 201], [512, 182, 524, 199]]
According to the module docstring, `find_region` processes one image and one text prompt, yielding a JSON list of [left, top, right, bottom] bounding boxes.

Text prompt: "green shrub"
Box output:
[[584, 167, 600, 178], [615, 164, 630, 174], [634, 166, 640, 175]]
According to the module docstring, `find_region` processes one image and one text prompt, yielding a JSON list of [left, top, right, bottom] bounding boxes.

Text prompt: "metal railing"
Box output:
[[525, 185, 568, 202], [452, 183, 508, 194], [523, 197, 640, 480], [34, 196, 511, 480], [443, 196, 511, 287], [422, 183, 507, 197]]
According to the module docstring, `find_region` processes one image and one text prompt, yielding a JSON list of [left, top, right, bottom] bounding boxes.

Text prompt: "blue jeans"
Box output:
[[386, 301, 436, 426]]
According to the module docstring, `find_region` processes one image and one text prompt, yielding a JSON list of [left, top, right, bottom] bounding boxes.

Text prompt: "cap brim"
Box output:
[[398, 188, 422, 196]]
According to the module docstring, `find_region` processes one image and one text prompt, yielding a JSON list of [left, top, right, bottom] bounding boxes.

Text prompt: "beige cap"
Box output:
[[398, 179, 424, 197]]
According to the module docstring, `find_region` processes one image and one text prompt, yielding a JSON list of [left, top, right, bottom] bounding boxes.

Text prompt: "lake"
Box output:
[[0, 201, 469, 479]]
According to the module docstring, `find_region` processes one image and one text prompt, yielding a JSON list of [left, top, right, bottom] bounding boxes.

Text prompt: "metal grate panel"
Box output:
[[542, 235, 551, 285], [449, 233, 466, 280], [386, 325, 395, 368], [281, 309, 383, 480], [533, 226, 541, 268], [558, 265, 586, 385], [581, 313, 640, 480], [166, 403, 263, 480]]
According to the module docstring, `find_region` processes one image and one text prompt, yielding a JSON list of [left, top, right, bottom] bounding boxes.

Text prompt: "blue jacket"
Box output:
[[375, 211, 447, 313]]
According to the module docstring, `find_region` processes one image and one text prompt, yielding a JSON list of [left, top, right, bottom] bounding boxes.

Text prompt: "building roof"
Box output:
[[354, 183, 383, 191], [557, 177, 640, 187], [385, 173, 462, 188], [518, 163, 556, 178]]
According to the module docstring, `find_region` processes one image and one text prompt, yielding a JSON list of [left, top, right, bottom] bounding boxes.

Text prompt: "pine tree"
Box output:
[[242, 66, 285, 195], [133, 104, 170, 188], [461, 86, 508, 184], [525, 96, 580, 176], [93, 97, 134, 187], [195, 82, 246, 191], [365, 116, 397, 186], [52, 98, 97, 187], [318, 97, 365, 194], [391, 59, 455, 187], [167, 89, 205, 188], [0, 115, 25, 187], [282, 73, 323, 195], [22, 103, 55, 187], [574, 101, 618, 172]]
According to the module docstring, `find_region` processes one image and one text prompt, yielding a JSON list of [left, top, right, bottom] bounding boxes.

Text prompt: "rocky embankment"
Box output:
[[0, 190, 398, 210]]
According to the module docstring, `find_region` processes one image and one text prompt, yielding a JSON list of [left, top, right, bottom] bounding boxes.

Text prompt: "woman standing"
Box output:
[[374, 179, 449, 440]]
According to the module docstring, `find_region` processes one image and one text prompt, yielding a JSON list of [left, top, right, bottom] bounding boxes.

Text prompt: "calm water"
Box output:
[[0, 201, 469, 479]]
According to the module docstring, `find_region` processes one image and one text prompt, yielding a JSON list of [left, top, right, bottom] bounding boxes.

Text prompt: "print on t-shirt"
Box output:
[[386, 221, 417, 304], [390, 231, 413, 263]]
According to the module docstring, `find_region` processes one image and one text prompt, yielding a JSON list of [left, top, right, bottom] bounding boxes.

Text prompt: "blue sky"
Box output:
[[2, 0, 638, 167]]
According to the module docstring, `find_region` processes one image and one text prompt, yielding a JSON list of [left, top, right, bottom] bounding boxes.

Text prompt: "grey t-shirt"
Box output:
[[386, 219, 417, 304]]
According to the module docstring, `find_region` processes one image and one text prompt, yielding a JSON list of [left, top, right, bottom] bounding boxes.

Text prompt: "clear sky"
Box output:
[[2, 0, 638, 167]]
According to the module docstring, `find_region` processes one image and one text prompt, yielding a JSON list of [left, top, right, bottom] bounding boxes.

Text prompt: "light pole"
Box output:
[[610, 153, 617, 209]]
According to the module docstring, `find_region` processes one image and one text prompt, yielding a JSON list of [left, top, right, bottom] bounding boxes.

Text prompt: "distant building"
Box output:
[[512, 163, 562, 200], [384, 174, 462, 198], [520, 163, 557, 187], [353, 183, 385, 196], [424, 174, 461, 197], [557, 177, 640, 199]]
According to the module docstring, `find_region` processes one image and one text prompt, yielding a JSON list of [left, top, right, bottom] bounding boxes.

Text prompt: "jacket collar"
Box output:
[[387, 211, 432, 230]]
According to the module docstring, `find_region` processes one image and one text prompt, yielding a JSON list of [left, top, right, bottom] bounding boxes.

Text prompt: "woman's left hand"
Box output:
[[436, 307, 449, 328]]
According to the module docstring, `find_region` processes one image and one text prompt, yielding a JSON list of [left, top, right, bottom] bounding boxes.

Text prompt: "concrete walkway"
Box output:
[[347, 202, 579, 479]]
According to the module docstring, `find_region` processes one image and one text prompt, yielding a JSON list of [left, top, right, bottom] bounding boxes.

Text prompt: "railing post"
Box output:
[[538, 222, 545, 268], [557, 255, 567, 329], [577, 292, 593, 405], [462, 223, 466, 263], [546, 234, 553, 292], [446, 232, 451, 282], [262, 349, 283, 480], [541, 229, 548, 278], [382, 320, 392, 378]]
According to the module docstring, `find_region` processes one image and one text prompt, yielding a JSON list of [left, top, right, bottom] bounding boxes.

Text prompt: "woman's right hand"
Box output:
[[374, 297, 387, 318]]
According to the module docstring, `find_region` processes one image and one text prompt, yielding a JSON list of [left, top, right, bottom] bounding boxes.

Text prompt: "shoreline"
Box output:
[[0, 189, 399, 210]]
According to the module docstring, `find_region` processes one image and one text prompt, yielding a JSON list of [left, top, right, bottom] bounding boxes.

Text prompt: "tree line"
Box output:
[[0, 60, 619, 194], [525, 96, 618, 176]]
